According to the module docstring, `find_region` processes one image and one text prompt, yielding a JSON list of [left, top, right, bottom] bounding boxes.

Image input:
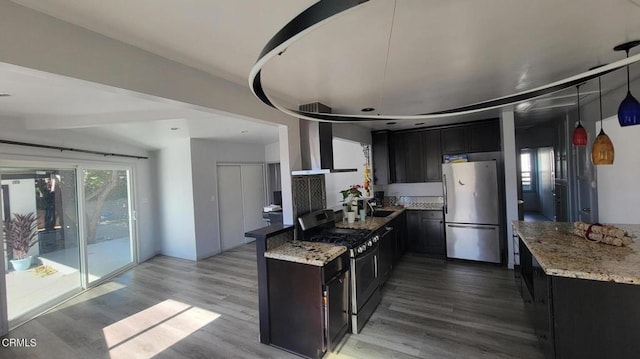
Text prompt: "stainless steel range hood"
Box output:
[[292, 102, 357, 175]]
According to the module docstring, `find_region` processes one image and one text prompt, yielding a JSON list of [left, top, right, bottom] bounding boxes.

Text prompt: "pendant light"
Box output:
[[592, 75, 614, 165], [572, 84, 588, 146], [614, 40, 640, 127]]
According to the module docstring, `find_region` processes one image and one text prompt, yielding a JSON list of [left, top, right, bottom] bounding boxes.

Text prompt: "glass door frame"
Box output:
[[77, 164, 138, 288], [0, 157, 139, 333]]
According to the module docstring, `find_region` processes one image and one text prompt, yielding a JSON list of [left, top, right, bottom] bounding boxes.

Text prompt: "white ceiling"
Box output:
[[0, 63, 279, 150], [4, 0, 640, 138]]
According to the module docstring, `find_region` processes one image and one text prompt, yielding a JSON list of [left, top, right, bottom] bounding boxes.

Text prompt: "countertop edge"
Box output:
[[265, 241, 347, 267], [245, 224, 294, 239]]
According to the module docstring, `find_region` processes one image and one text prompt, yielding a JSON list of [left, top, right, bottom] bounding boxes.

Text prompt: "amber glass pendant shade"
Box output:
[[572, 122, 588, 146], [592, 74, 614, 165], [591, 129, 614, 165]]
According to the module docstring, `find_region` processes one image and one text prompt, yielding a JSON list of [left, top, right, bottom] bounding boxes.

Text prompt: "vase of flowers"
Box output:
[[340, 185, 362, 223]]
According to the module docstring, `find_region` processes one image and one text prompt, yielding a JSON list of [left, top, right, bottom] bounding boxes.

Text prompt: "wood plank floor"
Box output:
[[1, 244, 544, 359]]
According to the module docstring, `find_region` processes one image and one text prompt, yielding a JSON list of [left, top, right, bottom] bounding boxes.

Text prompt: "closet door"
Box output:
[[218, 166, 244, 251], [218, 164, 266, 252], [241, 164, 266, 238]]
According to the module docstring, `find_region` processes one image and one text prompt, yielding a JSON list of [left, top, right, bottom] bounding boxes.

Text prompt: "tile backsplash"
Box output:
[[384, 196, 443, 208]]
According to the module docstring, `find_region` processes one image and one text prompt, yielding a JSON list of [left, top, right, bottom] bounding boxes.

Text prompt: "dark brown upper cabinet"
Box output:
[[371, 119, 501, 184], [441, 127, 467, 154], [403, 131, 425, 183], [423, 130, 442, 181], [468, 120, 502, 153], [441, 119, 501, 154], [372, 131, 391, 185]]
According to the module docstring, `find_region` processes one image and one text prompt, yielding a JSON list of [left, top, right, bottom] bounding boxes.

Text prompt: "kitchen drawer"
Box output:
[[323, 253, 347, 281]]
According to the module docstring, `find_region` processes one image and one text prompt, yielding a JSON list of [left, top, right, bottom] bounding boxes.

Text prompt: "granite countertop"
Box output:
[[264, 240, 346, 266], [513, 221, 640, 285], [336, 207, 406, 231]]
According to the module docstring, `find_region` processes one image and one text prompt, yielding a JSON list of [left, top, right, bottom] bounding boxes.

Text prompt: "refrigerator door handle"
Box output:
[[447, 224, 497, 230], [443, 174, 448, 214]]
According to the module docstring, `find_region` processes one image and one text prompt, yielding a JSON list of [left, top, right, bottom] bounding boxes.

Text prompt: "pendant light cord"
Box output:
[[577, 84, 582, 124], [598, 76, 604, 131], [377, 0, 397, 115], [626, 49, 631, 92]]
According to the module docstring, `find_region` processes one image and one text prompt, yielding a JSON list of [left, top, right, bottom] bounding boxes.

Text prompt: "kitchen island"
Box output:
[[512, 221, 640, 359]]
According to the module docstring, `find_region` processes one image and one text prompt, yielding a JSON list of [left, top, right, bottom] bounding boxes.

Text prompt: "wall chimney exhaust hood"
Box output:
[[292, 102, 357, 175]]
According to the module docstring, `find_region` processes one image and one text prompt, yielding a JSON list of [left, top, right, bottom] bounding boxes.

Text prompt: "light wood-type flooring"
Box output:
[[1, 243, 544, 359]]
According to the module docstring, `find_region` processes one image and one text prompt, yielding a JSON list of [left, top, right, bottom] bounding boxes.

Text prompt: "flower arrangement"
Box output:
[[340, 184, 362, 212]]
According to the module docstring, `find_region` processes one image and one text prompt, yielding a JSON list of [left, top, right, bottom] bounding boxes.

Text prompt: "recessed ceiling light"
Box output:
[[0, 93, 11, 97], [361, 107, 375, 112], [170, 127, 179, 131], [241, 130, 249, 133], [386, 122, 396, 125]]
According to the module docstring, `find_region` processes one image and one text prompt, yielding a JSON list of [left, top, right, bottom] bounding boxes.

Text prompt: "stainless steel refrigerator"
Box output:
[[442, 160, 501, 263]]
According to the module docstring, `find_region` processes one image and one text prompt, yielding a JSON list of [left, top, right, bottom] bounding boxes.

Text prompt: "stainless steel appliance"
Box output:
[[442, 160, 502, 263], [298, 209, 381, 334], [292, 102, 357, 175]]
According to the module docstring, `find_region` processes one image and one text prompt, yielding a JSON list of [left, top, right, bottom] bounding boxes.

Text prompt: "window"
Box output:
[[521, 150, 536, 192]]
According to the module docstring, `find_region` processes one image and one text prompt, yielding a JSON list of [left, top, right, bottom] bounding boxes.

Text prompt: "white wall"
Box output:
[[279, 124, 301, 225], [190, 138, 267, 259], [597, 116, 640, 224], [265, 142, 280, 163], [537, 147, 555, 220], [133, 156, 159, 262], [157, 139, 197, 260], [1, 179, 37, 218], [501, 109, 518, 269]]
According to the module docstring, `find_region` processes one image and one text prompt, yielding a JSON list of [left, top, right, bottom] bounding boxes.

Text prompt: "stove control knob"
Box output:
[[367, 240, 373, 247], [373, 235, 379, 243], [357, 246, 364, 254]]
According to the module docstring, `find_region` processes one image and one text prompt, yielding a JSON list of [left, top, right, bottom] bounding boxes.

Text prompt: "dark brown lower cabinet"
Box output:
[[519, 237, 640, 359], [391, 212, 407, 263], [268, 255, 349, 359], [406, 210, 445, 256]]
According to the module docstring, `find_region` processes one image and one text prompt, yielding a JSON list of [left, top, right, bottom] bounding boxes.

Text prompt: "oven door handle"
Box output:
[[322, 288, 329, 352], [374, 254, 378, 278]]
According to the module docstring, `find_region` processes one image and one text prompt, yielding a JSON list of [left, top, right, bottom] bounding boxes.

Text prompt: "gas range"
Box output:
[[298, 209, 382, 334], [298, 210, 376, 258], [307, 228, 378, 257]]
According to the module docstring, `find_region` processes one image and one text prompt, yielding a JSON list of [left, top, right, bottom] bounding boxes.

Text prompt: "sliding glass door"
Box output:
[[1, 164, 136, 328], [82, 168, 134, 284], [1, 167, 81, 325]]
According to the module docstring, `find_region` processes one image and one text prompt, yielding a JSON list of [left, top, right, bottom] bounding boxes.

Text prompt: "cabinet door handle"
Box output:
[[443, 174, 448, 214]]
